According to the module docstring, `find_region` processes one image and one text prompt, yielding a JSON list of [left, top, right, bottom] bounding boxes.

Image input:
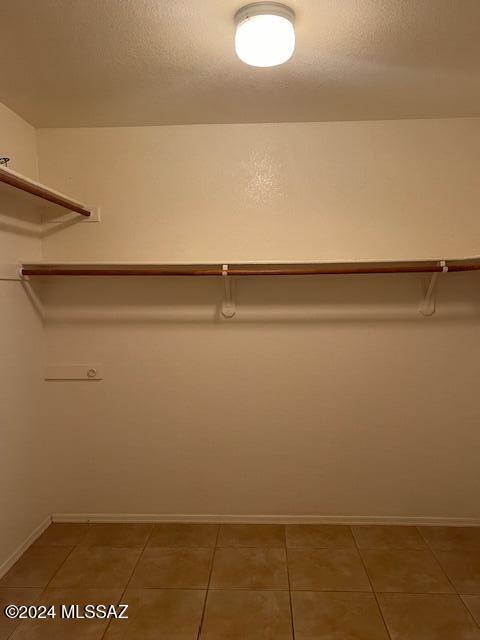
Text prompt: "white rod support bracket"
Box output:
[[419, 260, 448, 316], [0, 264, 23, 281], [221, 264, 236, 318]]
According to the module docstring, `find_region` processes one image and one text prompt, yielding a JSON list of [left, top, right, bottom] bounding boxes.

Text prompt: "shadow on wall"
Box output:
[[0, 189, 87, 239], [31, 271, 480, 324]]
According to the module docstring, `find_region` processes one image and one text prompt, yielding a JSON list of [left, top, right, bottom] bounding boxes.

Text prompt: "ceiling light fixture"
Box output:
[[235, 2, 295, 68]]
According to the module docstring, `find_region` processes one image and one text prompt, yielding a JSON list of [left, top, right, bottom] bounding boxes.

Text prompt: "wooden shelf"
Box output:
[[0, 166, 91, 217]]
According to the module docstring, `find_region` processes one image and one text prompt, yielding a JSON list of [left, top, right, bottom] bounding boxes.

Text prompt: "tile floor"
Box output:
[[1, 523, 480, 638]]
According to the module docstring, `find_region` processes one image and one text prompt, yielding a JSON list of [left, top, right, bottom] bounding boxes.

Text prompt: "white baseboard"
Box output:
[[0, 515, 52, 579], [52, 513, 480, 527], [2, 511, 479, 575]]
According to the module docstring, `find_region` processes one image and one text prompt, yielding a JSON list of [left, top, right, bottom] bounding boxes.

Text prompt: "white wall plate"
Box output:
[[45, 364, 103, 381], [43, 206, 101, 224]]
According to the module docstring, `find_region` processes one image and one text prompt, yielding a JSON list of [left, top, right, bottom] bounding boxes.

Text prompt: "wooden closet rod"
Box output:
[[20, 260, 480, 277]]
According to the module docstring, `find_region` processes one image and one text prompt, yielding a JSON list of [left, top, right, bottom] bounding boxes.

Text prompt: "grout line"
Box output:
[[416, 526, 480, 631], [4, 547, 79, 638], [196, 524, 220, 640], [99, 523, 154, 640], [41, 545, 79, 591], [0, 586, 45, 591], [459, 594, 480, 632], [284, 527, 296, 640], [416, 526, 458, 593], [351, 526, 393, 640], [40, 522, 93, 590], [5, 523, 92, 639], [4, 592, 46, 640]]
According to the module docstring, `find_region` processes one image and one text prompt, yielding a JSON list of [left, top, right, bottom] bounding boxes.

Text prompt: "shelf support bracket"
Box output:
[[419, 260, 448, 316], [0, 264, 23, 281], [221, 264, 236, 318]]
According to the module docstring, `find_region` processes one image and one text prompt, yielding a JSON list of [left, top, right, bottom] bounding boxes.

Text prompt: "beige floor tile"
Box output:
[[419, 527, 480, 551], [34, 524, 88, 547], [286, 524, 355, 549], [81, 524, 153, 547], [462, 595, 480, 626], [104, 588, 205, 640], [0, 588, 42, 639], [210, 548, 288, 589], [436, 549, 480, 593], [200, 590, 292, 639], [288, 548, 371, 591], [292, 591, 389, 640], [0, 547, 72, 588], [49, 547, 141, 589], [130, 547, 213, 589], [10, 588, 122, 640], [217, 524, 285, 548], [352, 525, 425, 549], [362, 549, 453, 593], [148, 523, 218, 547], [378, 593, 480, 640]]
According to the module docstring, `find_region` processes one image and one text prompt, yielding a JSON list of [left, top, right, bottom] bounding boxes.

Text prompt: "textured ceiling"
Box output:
[[1, 0, 479, 127]]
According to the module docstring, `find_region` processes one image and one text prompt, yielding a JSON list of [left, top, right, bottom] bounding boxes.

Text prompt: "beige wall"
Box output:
[[0, 103, 49, 570], [36, 118, 480, 520], [0, 103, 38, 178], [39, 119, 480, 262]]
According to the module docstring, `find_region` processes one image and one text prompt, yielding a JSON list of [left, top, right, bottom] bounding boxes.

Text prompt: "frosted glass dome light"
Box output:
[[235, 3, 295, 68]]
